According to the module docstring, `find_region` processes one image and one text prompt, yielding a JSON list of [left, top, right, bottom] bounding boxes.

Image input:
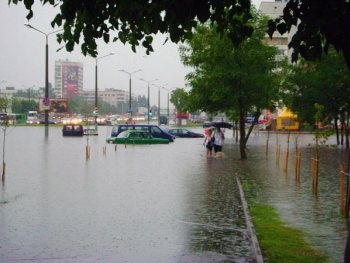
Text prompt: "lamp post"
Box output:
[[94, 53, 114, 129], [162, 87, 171, 120], [153, 83, 168, 125], [140, 78, 157, 124], [24, 24, 63, 137], [118, 69, 142, 117]]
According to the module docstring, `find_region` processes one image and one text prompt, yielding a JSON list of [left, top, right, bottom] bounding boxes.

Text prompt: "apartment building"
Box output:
[[80, 88, 129, 107], [259, 0, 295, 60]]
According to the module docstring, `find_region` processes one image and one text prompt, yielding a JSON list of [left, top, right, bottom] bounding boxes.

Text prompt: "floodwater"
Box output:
[[231, 130, 349, 263], [0, 126, 348, 262], [0, 126, 255, 263]]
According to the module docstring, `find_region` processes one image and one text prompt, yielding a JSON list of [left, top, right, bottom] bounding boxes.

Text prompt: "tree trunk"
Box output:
[[334, 117, 339, 145], [239, 117, 247, 160], [346, 118, 350, 149]]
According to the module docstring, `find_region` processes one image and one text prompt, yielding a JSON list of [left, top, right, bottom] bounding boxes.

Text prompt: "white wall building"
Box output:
[[80, 88, 129, 107], [259, 0, 295, 60]]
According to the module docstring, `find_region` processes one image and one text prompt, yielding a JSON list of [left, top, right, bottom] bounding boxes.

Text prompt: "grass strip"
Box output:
[[249, 203, 328, 263]]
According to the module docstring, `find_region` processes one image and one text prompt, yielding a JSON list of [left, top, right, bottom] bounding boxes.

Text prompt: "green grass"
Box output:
[[250, 204, 328, 263]]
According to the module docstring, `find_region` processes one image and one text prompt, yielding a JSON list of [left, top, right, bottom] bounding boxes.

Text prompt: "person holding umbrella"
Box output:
[[213, 127, 225, 158]]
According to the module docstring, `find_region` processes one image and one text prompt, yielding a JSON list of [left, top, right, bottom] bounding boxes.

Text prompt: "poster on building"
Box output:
[[62, 64, 79, 99], [39, 98, 68, 113], [51, 98, 69, 113]]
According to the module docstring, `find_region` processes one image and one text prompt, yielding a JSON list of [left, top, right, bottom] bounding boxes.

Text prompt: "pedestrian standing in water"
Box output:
[[213, 127, 225, 158], [203, 128, 214, 158]]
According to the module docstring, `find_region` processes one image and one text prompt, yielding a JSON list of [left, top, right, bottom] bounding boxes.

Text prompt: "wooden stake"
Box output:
[[340, 164, 345, 215], [86, 145, 90, 160], [276, 144, 280, 167]]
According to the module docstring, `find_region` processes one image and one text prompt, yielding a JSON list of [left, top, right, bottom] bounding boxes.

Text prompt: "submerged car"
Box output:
[[168, 128, 204, 138], [107, 130, 169, 144], [110, 124, 175, 142], [62, 124, 84, 136]]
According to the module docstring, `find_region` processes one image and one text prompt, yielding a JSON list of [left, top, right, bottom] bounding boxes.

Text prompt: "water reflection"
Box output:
[[0, 126, 257, 262], [182, 158, 254, 261], [235, 131, 348, 262], [0, 126, 347, 262]]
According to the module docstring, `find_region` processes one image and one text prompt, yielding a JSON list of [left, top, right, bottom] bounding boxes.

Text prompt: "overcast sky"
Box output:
[[0, 0, 267, 106]]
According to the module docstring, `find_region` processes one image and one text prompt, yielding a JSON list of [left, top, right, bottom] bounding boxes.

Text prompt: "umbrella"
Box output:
[[203, 121, 233, 129]]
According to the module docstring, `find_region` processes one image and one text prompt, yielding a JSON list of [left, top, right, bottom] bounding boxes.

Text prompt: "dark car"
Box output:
[[62, 124, 84, 136], [159, 115, 168, 125], [168, 128, 204, 138], [39, 117, 56, 124], [110, 124, 176, 142]]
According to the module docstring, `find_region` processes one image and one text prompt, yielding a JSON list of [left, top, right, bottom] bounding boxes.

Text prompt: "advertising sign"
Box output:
[[62, 64, 79, 99], [39, 98, 68, 113]]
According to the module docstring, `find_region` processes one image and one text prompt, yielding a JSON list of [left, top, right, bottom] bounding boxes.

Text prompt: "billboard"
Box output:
[[39, 98, 69, 113], [62, 63, 79, 99]]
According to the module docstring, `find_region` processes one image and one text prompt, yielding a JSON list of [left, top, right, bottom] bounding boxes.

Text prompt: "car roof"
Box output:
[[117, 124, 158, 127], [127, 130, 150, 133]]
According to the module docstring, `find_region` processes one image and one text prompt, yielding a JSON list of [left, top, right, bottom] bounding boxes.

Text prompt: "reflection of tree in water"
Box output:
[[185, 159, 254, 259]]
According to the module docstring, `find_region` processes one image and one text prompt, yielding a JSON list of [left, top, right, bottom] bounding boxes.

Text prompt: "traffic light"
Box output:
[[93, 107, 99, 116]]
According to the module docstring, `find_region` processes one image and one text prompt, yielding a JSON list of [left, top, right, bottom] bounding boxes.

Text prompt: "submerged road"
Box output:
[[0, 126, 262, 262]]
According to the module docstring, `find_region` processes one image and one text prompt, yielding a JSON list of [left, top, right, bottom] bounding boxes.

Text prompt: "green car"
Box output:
[[106, 130, 170, 144]]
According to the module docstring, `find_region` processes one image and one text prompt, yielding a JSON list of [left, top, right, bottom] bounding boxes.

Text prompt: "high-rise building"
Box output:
[[55, 60, 83, 99], [259, 0, 294, 60]]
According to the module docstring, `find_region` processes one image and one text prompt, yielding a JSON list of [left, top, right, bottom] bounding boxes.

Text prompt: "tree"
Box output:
[[267, 0, 350, 69], [180, 13, 280, 160], [170, 88, 189, 114], [11, 0, 253, 57], [0, 97, 10, 113], [282, 50, 350, 145], [11, 0, 350, 69]]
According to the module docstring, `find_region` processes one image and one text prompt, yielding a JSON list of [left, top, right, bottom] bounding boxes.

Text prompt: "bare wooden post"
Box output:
[[284, 150, 289, 173], [2, 162, 5, 183], [346, 177, 350, 217], [295, 151, 301, 182], [265, 131, 270, 157], [311, 157, 315, 193], [311, 156, 319, 195], [298, 152, 301, 180], [86, 145, 90, 160], [315, 157, 319, 195], [340, 164, 345, 215], [284, 131, 291, 173], [276, 144, 281, 167]]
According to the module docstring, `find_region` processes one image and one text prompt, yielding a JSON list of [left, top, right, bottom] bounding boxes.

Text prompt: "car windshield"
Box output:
[[117, 131, 128, 138], [150, 126, 162, 135]]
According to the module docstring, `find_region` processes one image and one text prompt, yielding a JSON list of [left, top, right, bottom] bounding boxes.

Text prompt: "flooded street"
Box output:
[[0, 126, 348, 262], [0, 126, 254, 262]]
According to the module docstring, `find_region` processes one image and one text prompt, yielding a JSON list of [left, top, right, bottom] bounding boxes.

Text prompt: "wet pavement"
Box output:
[[0, 126, 260, 262]]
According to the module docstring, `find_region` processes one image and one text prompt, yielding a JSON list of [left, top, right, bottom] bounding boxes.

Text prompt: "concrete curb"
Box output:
[[236, 175, 264, 263]]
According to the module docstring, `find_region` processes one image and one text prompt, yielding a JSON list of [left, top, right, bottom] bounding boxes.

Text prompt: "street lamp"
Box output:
[[95, 53, 114, 129], [140, 78, 158, 124], [118, 69, 142, 116], [24, 24, 63, 137], [162, 87, 171, 120], [153, 83, 168, 125]]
